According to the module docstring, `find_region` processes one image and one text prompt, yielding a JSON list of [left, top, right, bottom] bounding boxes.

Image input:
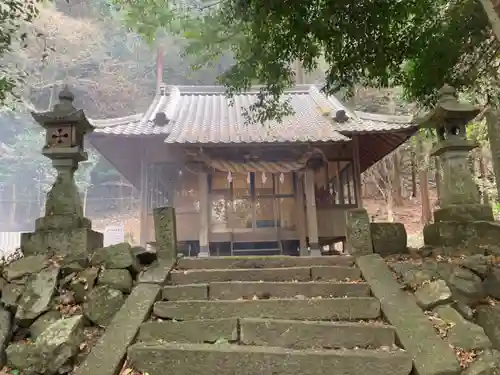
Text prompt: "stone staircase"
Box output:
[[128, 256, 413, 375]]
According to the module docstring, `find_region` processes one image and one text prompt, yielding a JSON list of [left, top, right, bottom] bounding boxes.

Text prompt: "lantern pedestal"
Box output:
[[430, 140, 493, 222], [21, 158, 103, 258], [20, 228, 103, 260]]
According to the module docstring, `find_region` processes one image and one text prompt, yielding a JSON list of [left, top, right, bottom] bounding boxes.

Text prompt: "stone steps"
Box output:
[[152, 298, 381, 321], [128, 256, 413, 375], [127, 343, 412, 375], [169, 266, 361, 284], [176, 255, 354, 270], [162, 281, 371, 301], [137, 318, 396, 349]]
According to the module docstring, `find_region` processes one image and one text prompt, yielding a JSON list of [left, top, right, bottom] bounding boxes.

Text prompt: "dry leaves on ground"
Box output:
[[119, 361, 150, 375], [455, 347, 479, 369], [425, 311, 455, 338]]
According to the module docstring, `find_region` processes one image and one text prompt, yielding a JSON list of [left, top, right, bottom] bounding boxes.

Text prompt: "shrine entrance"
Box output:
[[210, 171, 297, 255]]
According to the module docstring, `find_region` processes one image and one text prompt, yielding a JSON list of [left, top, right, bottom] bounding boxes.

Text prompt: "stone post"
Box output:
[[345, 208, 373, 256], [20, 86, 103, 259], [153, 206, 177, 260]]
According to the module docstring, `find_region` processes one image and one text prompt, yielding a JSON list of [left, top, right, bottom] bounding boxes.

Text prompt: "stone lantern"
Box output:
[[419, 84, 494, 224], [20, 86, 103, 258]]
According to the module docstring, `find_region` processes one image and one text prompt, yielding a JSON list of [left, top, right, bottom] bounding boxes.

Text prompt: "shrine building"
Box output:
[[88, 84, 417, 256]]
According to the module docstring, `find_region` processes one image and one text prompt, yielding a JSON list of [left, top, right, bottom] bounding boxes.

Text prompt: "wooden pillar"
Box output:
[[139, 150, 149, 246], [352, 136, 363, 207], [295, 173, 308, 256], [304, 169, 320, 256], [198, 172, 210, 257]]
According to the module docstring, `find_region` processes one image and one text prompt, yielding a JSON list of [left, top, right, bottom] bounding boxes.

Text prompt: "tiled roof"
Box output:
[[91, 85, 416, 143]]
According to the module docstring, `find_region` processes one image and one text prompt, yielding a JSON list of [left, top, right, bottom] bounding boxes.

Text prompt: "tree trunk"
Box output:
[[411, 150, 417, 198], [392, 150, 403, 206], [386, 191, 395, 222], [416, 134, 432, 224], [480, 0, 500, 41], [486, 108, 500, 201], [83, 188, 88, 217], [479, 148, 490, 204]]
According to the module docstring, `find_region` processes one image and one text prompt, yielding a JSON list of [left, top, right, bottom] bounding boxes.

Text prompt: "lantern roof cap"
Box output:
[[417, 84, 481, 128], [58, 85, 75, 103], [31, 86, 94, 134]]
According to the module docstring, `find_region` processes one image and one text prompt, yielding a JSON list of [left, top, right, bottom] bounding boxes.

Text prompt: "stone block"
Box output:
[[208, 281, 371, 300], [128, 343, 413, 375], [7, 315, 85, 375], [462, 349, 500, 375], [423, 221, 500, 250], [310, 266, 361, 281], [21, 227, 103, 258], [356, 254, 461, 375], [83, 286, 125, 327], [2, 255, 49, 282], [74, 284, 160, 375], [138, 260, 175, 284], [345, 208, 373, 256], [460, 254, 494, 278], [176, 255, 354, 270], [170, 267, 312, 285], [162, 284, 208, 301], [434, 204, 494, 223], [35, 215, 91, 231], [29, 311, 62, 339], [476, 305, 500, 350], [414, 280, 453, 310], [239, 318, 395, 349], [370, 223, 408, 256], [153, 206, 177, 260], [433, 305, 491, 350], [0, 306, 11, 368], [137, 319, 238, 343], [15, 266, 60, 326], [152, 298, 381, 321], [91, 242, 140, 274], [98, 269, 133, 293]]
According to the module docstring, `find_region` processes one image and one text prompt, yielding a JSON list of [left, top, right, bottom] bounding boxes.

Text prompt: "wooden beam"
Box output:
[[480, 0, 500, 41], [295, 173, 308, 256], [304, 169, 320, 256], [198, 172, 210, 257], [352, 136, 363, 207], [139, 148, 149, 246]]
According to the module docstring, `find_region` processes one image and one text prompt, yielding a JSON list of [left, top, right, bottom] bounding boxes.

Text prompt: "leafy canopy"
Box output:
[[0, 0, 42, 103], [113, 0, 496, 122]]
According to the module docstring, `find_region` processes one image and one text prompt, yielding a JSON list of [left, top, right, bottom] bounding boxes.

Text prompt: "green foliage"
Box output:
[[467, 120, 488, 145], [0, 0, 42, 103], [112, 0, 497, 122]]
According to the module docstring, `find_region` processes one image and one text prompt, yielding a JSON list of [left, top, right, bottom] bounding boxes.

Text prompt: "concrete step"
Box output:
[[128, 343, 413, 375], [176, 255, 354, 270], [162, 281, 370, 301], [169, 266, 361, 285], [239, 318, 395, 349], [137, 318, 238, 344], [231, 248, 282, 256], [208, 281, 370, 300], [136, 318, 395, 349], [152, 297, 381, 321]]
